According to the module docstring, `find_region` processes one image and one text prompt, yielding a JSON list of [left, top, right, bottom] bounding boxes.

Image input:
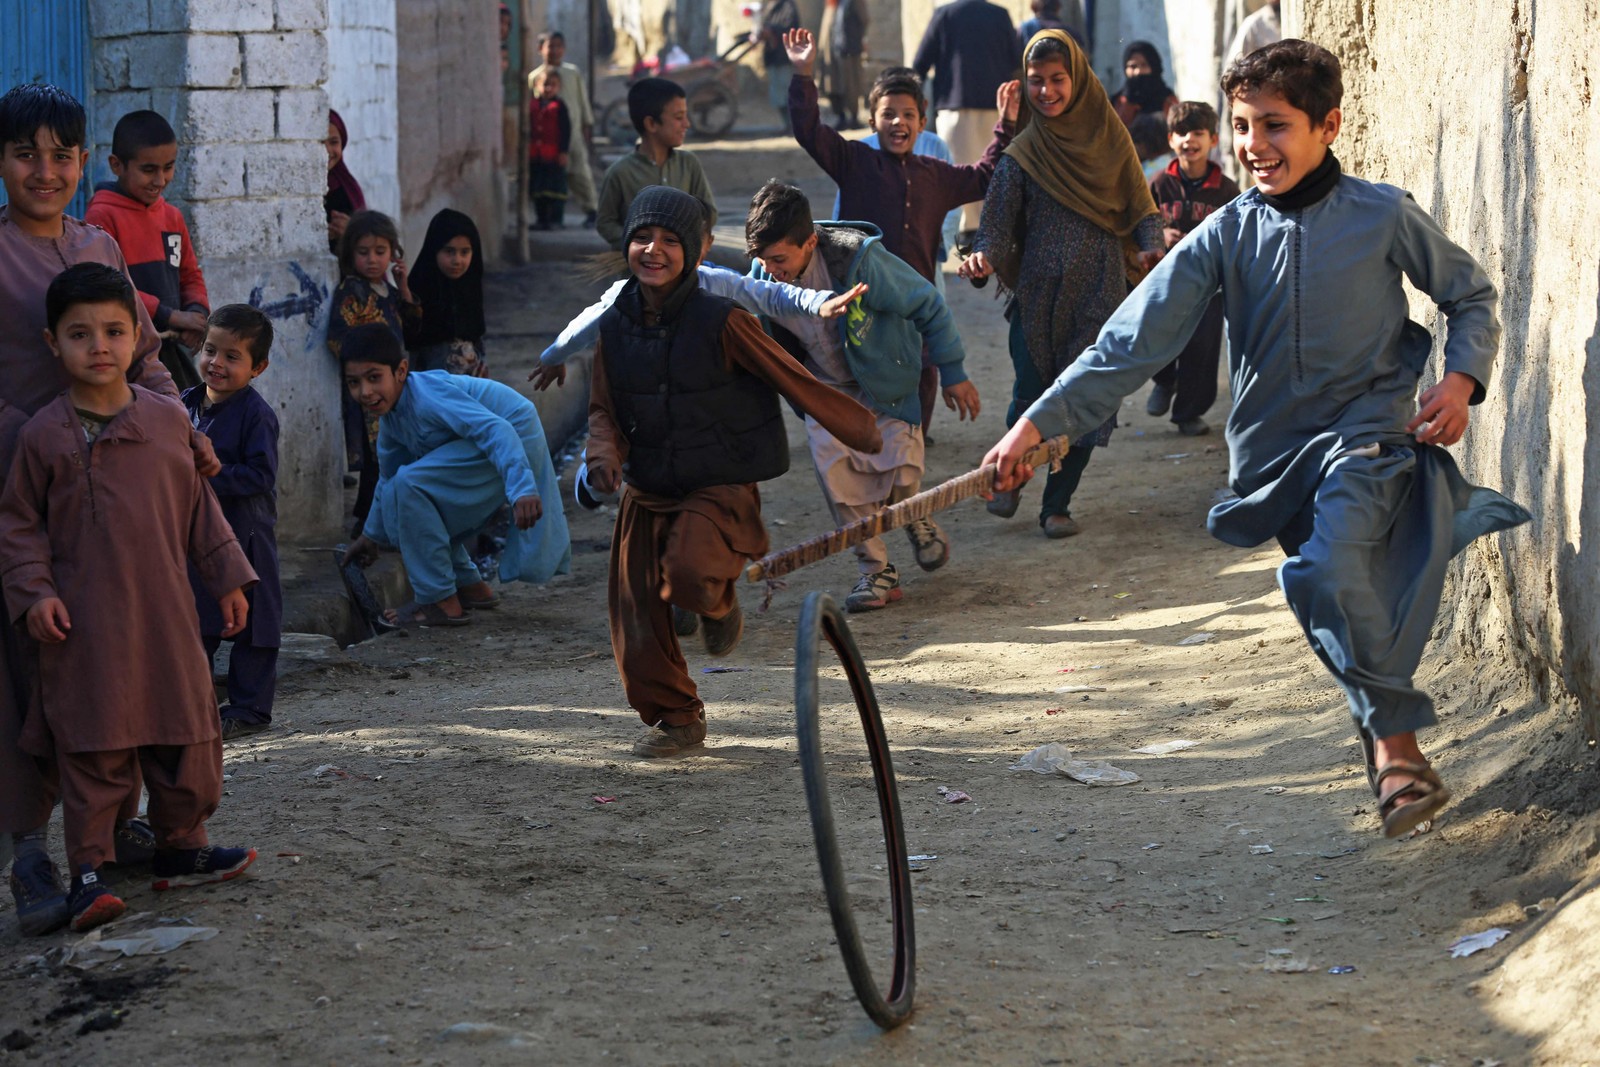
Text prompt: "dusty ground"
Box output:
[[3, 131, 1600, 1066]]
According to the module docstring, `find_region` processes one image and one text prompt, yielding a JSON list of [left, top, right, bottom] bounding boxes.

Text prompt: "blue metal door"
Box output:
[[0, 0, 93, 217]]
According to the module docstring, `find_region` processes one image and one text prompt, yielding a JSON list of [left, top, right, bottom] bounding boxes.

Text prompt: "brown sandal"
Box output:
[[386, 601, 472, 628], [1375, 760, 1451, 838]]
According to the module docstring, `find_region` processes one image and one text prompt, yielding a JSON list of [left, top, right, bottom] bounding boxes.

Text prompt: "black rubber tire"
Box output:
[[600, 98, 635, 146], [794, 591, 916, 1029], [687, 80, 738, 138]]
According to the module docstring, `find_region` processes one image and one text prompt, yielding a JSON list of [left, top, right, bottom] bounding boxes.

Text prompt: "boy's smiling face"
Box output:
[[754, 233, 817, 283], [344, 360, 408, 417], [199, 325, 266, 402], [110, 141, 178, 206], [0, 127, 86, 235], [1169, 126, 1216, 177], [1230, 87, 1340, 196], [645, 98, 690, 149], [627, 225, 687, 294], [871, 92, 925, 157]]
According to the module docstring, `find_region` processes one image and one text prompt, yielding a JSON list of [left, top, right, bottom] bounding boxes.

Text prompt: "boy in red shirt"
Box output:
[[527, 68, 573, 230], [85, 110, 210, 390]]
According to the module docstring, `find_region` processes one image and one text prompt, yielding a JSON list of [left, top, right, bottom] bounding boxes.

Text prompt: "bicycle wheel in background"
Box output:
[[687, 80, 738, 138], [793, 591, 916, 1030]]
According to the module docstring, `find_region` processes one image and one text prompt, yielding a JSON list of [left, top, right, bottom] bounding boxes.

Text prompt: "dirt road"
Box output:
[[3, 132, 1597, 1067]]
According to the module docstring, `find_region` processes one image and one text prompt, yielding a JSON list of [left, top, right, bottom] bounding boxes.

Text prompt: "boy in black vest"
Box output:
[[586, 187, 883, 758]]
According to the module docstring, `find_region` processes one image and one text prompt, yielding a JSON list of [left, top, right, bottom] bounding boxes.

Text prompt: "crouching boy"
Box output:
[[983, 41, 1530, 839], [0, 265, 259, 932], [587, 187, 882, 757]]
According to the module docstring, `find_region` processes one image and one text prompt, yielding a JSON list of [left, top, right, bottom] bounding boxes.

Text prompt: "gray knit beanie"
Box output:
[[622, 185, 707, 274]]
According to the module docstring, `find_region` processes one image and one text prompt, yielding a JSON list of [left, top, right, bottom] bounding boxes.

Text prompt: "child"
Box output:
[[982, 40, 1530, 838], [1112, 41, 1179, 125], [407, 209, 488, 376], [1130, 111, 1175, 180], [324, 110, 366, 254], [327, 210, 420, 528], [746, 180, 979, 611], [528, 68, 572, 230], [341, 324, 571, 627], [1145, 101, 1240, 436], [528, 30, 599, 228], [185, 304, 281, 742], [84, 109, 210, 391], [595, 78, 717, 250], [785, 30, 1016, 439], [588, 186, 881, 757], [0, 264, 259, 932], [0, 83, 200, 937], [961, 30, 1164, 540]]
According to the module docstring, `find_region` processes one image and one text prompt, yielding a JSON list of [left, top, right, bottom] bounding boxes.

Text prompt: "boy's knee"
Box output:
[[662, 558, 724, 614]]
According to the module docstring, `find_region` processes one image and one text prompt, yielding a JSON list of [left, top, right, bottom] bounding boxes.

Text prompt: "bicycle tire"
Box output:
[[687, 80, 738, 138], [599, 98, 635, 146], [794, 591, 916, 1029]]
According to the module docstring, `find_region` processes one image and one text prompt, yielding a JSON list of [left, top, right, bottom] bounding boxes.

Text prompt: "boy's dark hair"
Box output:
[[1128, 112, 1169, 162], [539, 31, 564, 46], [1025, 34, 1073, 68], [0, 84, 87, 150], [110, 110, 176, 161], [1166, 100, 1219, 136], [339, 322, 405, 369], [1221, 38, 1343, 125], [745, 179, 814, 255], [628, 77, 686, 135], [867, 71, 926, 120], [45, 263, 138, 332], [338, 210, 404, 279], [208, 304, 275, 367], [1031, 0, 1062, 14]]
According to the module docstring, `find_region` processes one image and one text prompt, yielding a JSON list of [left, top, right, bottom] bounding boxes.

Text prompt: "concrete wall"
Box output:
[[88, 0, 344, 538], [393, 1, 504, 258], [1300, 0, 1600, 735], [325, 0, 400, 217]]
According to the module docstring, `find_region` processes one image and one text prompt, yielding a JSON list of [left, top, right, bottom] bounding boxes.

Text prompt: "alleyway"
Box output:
[[4, 131, 1596, 1066]]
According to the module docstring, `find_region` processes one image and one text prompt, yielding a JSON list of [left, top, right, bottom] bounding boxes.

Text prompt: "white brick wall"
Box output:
[[325, 0, 401, 217], [244, 31, 329, 87]]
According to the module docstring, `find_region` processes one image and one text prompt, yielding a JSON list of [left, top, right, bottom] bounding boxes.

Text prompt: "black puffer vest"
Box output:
[[599, 282, 789, 496]]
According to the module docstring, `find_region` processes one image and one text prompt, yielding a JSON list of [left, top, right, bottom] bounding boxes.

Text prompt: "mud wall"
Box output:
[[1300, 0, 1600, 736]]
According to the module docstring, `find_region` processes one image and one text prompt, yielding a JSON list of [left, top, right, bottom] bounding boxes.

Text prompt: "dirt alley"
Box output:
[[3, 131, 1600, 1067]]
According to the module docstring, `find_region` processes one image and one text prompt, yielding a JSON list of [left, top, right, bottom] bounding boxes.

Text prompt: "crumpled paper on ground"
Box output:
[[62, 921, 218, 969], [1448, 928, 1510, 958], [1009, 743, 1142, 786]]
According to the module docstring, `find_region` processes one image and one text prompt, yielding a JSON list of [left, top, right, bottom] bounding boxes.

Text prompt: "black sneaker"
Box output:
[[671, 605, 700, 637], [1146, 383, 1173, 416], [151, 845, 257, 891], [583, 211, 598, 229], [220, 717, 269, 743], [1176, 417, 1211, 436], [113, 818, 156, 865], [701, 601, 743, 657], [9, 851, 69, 936], [68, 865, 126, 933]]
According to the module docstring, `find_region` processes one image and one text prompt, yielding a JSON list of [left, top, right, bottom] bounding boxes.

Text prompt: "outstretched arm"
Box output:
[[721, 310, 882, 454]]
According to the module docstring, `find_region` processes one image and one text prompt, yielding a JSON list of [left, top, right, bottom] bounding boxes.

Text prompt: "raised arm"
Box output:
[[934, 93, 1018, 211], [539, 277, 628, 366], [785, 29, 863, 185], [708, 264, 833, 321]]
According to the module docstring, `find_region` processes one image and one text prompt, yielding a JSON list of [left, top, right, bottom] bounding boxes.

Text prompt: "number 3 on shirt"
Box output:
[[166, 232, 182, 267]]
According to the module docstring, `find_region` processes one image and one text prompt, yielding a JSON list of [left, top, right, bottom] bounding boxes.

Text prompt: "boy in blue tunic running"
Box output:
[[981, 40, 1530, 838]]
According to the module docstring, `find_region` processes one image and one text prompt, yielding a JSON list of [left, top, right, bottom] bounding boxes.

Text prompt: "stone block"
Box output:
[[274, 0, 328, 31], [151, 0, 274, 32], [243, 142, 324, 200], [278, 194, 333, 256], [88, 0, 152, 38], [187, 197, 283, 258], [125, 33, 242, 90], [91, 39, 131, 93], [90, 90, 154, 148], [175, 142, 248, 200], [162, 88, 278, 143], [275, 87, 330, 140], [243, 31, 328, 88]]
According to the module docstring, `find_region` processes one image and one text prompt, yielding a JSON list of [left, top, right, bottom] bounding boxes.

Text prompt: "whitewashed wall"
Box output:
[[325, 0, 400, 218]]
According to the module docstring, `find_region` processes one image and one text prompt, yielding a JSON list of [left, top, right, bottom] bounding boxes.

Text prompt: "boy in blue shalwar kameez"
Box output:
[[184, 305, 282, 742], [342, 324, 571, 626], [982, 40, 1530, 839]]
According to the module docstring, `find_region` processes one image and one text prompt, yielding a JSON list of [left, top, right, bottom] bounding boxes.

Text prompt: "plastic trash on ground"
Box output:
[[62, 922, 219, 970], [1178, 632, 1215, 646], [1133, 739, 1199, 755], [1448, 928, 1510, 958], [1009, 743, 1142, 786]]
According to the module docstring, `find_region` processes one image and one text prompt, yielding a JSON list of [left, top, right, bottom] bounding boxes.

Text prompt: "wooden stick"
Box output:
[[746, 435, 1075, 583]]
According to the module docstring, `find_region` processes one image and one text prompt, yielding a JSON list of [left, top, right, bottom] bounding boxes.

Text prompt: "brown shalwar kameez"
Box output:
[[0, 207, 173, 838], [591, 310, 881, 727], [0, 388, 256, 868]]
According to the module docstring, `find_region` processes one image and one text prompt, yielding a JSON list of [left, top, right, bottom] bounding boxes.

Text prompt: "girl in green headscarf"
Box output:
[[960, 29, 1163, 539]]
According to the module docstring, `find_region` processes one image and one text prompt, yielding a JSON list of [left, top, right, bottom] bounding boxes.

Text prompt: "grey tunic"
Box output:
[[973, 155, 1163, 447], [1022, 176, 1529, 737]]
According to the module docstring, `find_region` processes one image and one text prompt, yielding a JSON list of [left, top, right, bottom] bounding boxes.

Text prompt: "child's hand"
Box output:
[[1162, 227, 1184, 249], [512, 494, 543, 529], [783, 28, 816, 76], [942, 380, 981, 421], [218, 588, 250, 638], [997, 80, 1021, 124], [26, 598, 70, 643], [528, 363, 568, 390], [391, 256, 412, 301], [343, 535, 381, 568], [191, 431, 222, 477], [588, 461, 621, 494], [1407, 371, 1477, 446], [957, 251, 994, 281], [819, 282, 868, 319], [328, 210, 351, 244], [1137, 249, 1164, 273], [982, 418, 1043, 495], [558, 152, 570, 167]]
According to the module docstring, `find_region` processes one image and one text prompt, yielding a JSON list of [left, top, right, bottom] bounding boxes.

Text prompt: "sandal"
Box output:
[[1375, 760, 1451, 838], [386, 601, 472, 628], [460, 591, 502, 610], [1358, 728, 1377, 794]]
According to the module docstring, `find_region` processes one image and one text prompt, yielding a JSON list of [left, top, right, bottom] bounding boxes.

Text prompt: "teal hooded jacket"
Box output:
[[749, 221, 967, 426]]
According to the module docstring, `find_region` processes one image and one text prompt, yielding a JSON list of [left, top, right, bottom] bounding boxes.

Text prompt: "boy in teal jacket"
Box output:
[[746, 180, 979, 611]]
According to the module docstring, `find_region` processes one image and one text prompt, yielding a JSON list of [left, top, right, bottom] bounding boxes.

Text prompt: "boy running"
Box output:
[[982, 41, 1529, 839]]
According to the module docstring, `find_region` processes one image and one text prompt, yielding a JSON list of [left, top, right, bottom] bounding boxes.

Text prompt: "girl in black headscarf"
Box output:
[[1112, 40, 1178, 126], [406, 209, 489, 376]]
